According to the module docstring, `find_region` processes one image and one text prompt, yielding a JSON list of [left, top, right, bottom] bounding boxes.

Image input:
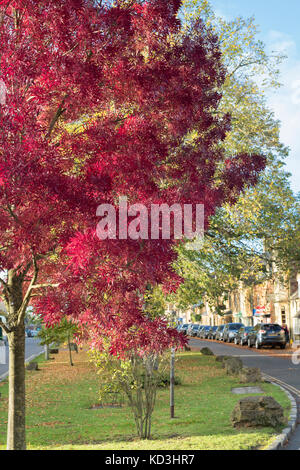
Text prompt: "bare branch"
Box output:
[[0, 318, 11, 335], [46, 95, 69, 139], [0, 277, 8, 289], [16, 253, 39, 326], [31, 283, 60, 290]]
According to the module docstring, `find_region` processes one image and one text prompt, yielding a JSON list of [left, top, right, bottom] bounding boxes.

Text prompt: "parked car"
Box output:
[[247, 323, 287, 349], [179, 324, 190, 335], [189, 324, 201, 337], [235, 326, 254, 346], [215, 324, 226, 341], [0, 326, 8, 345], [187, 324, 196, 336], [198, 326, 211, 339], [223, 323, 244, 343], [208, 326, 218, 339], [196, 326, 204, 337], [25, 328, 34, 338], [30, 329, 39, 337]]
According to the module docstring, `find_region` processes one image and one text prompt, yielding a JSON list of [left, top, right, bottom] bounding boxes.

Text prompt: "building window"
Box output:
[[281, 310, 286, 325]]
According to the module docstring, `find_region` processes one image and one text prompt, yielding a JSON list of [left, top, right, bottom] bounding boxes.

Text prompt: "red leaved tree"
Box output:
[[0, 0, 265, 449]]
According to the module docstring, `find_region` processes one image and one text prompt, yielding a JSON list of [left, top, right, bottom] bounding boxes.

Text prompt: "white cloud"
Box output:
[[291, 80, 300, 105]]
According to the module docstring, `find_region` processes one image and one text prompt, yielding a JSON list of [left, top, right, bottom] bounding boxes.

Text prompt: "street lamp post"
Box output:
[[170, 347, 175, 418]]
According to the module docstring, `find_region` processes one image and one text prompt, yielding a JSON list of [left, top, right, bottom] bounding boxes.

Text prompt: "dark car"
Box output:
[[198, 326, 211, 339], [235, 326, 254, 345], [215, 324, 226, 341], [189, 324, 201, 337], [25, 328, 33, 338], [223, 323, 244, 343], [208, 326, 218, 339], [179, 324, 190, 335], [247, 323, 287, 349]]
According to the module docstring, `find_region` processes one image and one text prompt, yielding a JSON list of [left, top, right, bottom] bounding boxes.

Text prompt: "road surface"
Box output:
[[189, 337, 300, 450], [0, 337, 44, 380]]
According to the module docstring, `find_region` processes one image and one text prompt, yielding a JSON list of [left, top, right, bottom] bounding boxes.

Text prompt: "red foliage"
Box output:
[[0, 1, 265, 355]]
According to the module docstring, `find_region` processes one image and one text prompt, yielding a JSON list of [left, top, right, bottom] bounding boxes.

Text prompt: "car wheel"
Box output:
[[280, 344, 286, 350]]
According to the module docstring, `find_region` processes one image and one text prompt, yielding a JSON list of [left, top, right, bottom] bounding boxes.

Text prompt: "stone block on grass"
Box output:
[[216, 355, 231, 367], [231, 396, 286, 429], [224, 357, 243, 375], [26, 362, 39, 371], [200, 347, 214, 356], [239, 367, 262, 384]]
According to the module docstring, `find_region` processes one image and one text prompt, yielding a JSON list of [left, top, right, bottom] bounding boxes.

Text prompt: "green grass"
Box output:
[[0, 350, 291, 450]]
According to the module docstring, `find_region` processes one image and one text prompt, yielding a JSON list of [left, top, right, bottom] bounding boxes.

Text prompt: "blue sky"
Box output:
[[209, 0, 300, 194]]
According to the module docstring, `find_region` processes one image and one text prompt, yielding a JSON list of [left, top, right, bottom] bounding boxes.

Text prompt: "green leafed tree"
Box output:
[[169, 1, 299, 313], [181, 0, 287, 164], [38, 318, 78, 366]]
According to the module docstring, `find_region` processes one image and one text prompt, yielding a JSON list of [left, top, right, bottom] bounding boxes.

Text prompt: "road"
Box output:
[[0, 337, 44, 380], [189, 337, 300, 450]]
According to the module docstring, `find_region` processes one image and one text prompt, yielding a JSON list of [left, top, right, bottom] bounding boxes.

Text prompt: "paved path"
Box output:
[[0, 337, 44, 380], [189, 338, 300, 451]]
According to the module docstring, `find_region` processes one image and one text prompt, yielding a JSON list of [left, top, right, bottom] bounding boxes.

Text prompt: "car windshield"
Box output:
[[262, 324, 283, 332], [229, 324, 243, 330]]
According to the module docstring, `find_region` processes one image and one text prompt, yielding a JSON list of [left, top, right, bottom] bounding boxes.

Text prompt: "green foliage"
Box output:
[[173, 163, 300, 311], [181, 0, 287, 165], [168, 1, 300, 313], [89, 347, 170, 439], [143, 285, 166, 319], [38, 318, 77, 347], [191, 313, 202, 323]]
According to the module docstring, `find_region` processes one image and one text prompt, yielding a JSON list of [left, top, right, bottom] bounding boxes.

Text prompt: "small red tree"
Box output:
[[0, 0, 265, 449]]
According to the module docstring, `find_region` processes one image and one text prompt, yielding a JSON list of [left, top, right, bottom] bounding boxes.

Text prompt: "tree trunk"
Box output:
[[44, 344, 49, 361], [68, 334, 73, 366], [7, 323, 26, 450]]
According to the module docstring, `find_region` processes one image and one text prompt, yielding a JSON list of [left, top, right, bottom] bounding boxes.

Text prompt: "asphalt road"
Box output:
[[189, 337, 300, 450], [189, 337, 300, 390], [0, 337, 44, 380]]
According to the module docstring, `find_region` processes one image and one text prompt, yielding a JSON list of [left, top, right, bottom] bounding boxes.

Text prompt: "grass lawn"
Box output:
[[0, 349, 291, 450]]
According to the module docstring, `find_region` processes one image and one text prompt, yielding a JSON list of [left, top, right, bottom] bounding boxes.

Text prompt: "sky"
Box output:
[[209, 0, 300, 195]]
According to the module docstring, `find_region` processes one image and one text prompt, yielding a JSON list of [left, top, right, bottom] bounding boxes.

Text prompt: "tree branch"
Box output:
[[0, 318, 11, 335], [31, 283, 60, 290], [46, 95, 69, 139], [17, 254, 39, 326]]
